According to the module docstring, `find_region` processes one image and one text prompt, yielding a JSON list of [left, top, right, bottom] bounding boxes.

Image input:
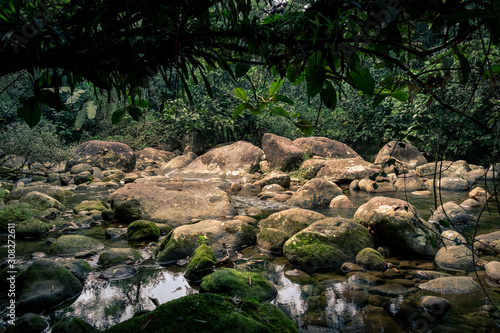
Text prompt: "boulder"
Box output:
[[485, 261, 500, 284], [440, 230, 467, 248], [127, 220, 161, 241], [425, 177, 469, 191], [283, 217, 373, 272], [298, 158, 327, 179], [353, 197, 438, 257], [416, 160, 470, 179], [356, 248, 386, 270], [98, 248, 142, 267], [434, 245, 474, 271], [468, 187, 492, 202], [69, 163, 94, 175], [156, 219, 256, 265], [17, 219, 49, 239], [374, 141, 427, 169], [19, 191, 64, 210], [104, 293, 298, 333], [51, 316, 98, 333], [316, 159, 379, 183], [74, 171, 93, 185], [287, 178, 343, 208], [49, 235, 104, 257], [393, 173, 426, 191], [66, 140, 135, 172], [60, 259, 92, 282], [474, 231, 500, 254], [358, 178, 395, 193], [292, 137, 362, 159], [105, 228, 127, 239], [418, 277, 479, 294], [178, 141, 264, 176], [257, 208, 325, 255], [329, 195, 355, 209], [460, 198, 482, 208], [262, 133, 305, 171], [420, 296, 450, 318], [253, 171, 291, 188], [10, 185, 71, 202], [73, 200, 108, 213], [184, 244, 218, 283], [100, 265, 137, 280], [18, 259, 83, 314], [135, 148, 175, 170], [124, 172, 139, 183], [156, 152, 197, 176], [109, 181, 236, 227], [428, 202, 474, 226], [6, 313, 47, 333], [200, 268, 278, 301]]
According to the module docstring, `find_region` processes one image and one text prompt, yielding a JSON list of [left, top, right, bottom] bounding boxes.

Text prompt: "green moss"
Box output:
[[356, 248, 386, 270], [127, 220, 160, 241], [225, 225, 239, 234], [0, 188, 9, 202], [17, 219, 49, 238], [49, 235, 105, 256], [52, 316, 98, 333], [104, 293, 298, 333], [257, 229, 289, 253], [184, 244, 217, 283], [156, 235, 199, 264], [0, 203, 39, 232], [98, 248, 143, 267], [114, 199, 143, 223], [10, 313, 47, 333], [200, 268, 278, 302], [73, 200, 108, 213]]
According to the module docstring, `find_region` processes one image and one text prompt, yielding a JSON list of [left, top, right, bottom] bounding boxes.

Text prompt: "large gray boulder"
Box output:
[[428, 202, 474, 226], [10, 185, 71, 202], [156, 152, 197, 176], [353, 197, 438, 257], [419, 277, 479, 294], [283, 217, 372, 272], [156, 219, 256, 264], [18, 259, 83, 314], [474, 231, 500, 254], [425, 177, 469, 191], [292, 137, 362, 159], [257, 208, 325, 254], [66, 140, 135, 172], [416, 160, 471, 179], [109, 181, 236, 227], [178, 141, 264, 176], [316, 158, 379, 183], [434, 245, 474, 271], [262, 133, 305, 171], [19, 191, 64, 210], [374, 141, 427, 169], [287, 178, 343, 208], [135, 148, 175, 170], [393, 173, 426, 191]]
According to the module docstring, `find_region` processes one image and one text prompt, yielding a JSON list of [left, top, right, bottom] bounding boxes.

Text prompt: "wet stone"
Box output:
[[347, 272, 384, 286], [100, 265, 137, 280], [369, 283, 408, 297]]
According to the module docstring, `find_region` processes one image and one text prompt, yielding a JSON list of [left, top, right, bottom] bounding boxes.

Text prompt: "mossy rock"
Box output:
[[16, 219, 49, 239], [200, 268, 278, 302], [4, 313, 47, 333], [355, 248, 386, 270], [104, 293, 298, 333], [155, 234, 199, 264], [73, 200, 109, 213], [19, 191, 64, 210], [52, 315, 98, 333], [184, 244, 217, 283], [155, 223, 173, 235], [18, 259, 83, 314], [0, 203, 39, 232], [49, 235, 105, 257], [61, 259, 92, 282], [283, 217, 372, 272], [0, 187, 10, 202], [98, 248, 143, 267], [127, 220, 160, 241]]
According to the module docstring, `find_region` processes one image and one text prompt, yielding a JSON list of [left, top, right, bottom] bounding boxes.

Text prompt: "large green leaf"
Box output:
[[234, 87, 248, 102], [270, 94, 294, 105], [17, 96, 42, 128], [295, 119, 314, 136], [320, 81, 337, 109], [269, 78, 284, 96], [127, 105, 143, 121], [235, 62, 251, 78], [111, 108, 125, 124], [232, 102, 253, 117], [85, 101, 97, 120], [306, 65, 325, 97], [350, 67, 375, 95], [270, 106, 290, 119], [74, 108, 86, 130]]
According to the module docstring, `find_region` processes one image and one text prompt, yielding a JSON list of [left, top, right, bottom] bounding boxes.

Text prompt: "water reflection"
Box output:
[[67, 266, 195, 330]]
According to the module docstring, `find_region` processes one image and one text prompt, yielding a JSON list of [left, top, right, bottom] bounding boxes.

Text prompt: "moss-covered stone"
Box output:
[[73, 200, 108, 213], [283, 217, 372, 272], [49, 235, 105, 257], [5, 313, 47, 333], [355, 248, 386, 270], [155, 223, 173, 235], [127, 220, 160, 241], [184, 244, 217, 283], [98, 248, 143, 267], [104, 293, 297, 333], [52, 315, 98, 333], [61, 259, 92, 282], [200, 268, 278, 302], [0, 203, 39, 232], [16, 219, 49, 239], [9, 185, 70, 202], [18, 259, 83, 314], [156, 234, 199, 265]]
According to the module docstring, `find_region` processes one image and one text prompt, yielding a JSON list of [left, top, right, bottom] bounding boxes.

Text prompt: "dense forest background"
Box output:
[[0, 0, 499, 167]]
